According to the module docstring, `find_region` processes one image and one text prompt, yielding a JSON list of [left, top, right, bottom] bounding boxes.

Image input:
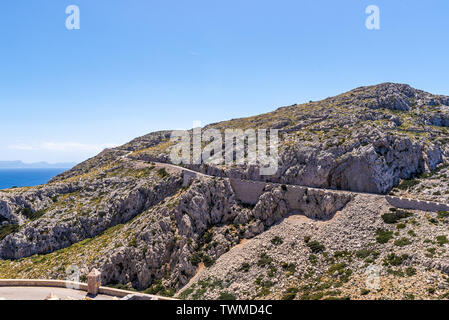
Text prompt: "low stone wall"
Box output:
[[229, 179, 353, 219], [386, 196, 449, 212], [182, 164, 449, 214], [229, 179, 267, 205], [0, 279, 174, 300]]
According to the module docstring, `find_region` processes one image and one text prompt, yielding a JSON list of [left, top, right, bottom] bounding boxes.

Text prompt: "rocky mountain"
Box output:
[[0, 83, 448, 300]]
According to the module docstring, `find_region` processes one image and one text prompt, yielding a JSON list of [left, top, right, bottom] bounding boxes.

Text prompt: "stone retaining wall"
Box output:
[[180, 166, 449, 214]]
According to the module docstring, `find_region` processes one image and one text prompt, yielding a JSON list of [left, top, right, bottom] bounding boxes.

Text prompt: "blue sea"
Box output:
[[0, 169, 68, 190]]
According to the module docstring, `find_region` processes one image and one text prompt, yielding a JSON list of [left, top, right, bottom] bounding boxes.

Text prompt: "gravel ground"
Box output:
[[178, 194, 449, 300]]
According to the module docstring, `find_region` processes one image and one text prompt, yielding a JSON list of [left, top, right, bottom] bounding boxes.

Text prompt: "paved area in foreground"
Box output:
[[0, 287, 115, 300]]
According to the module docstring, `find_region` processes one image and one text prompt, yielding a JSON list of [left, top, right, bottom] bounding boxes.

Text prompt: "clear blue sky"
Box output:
[[1, 0, 448, 163]]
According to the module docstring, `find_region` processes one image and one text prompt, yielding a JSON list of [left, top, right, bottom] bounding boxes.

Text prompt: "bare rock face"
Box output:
[[326, 136, 429, 193], [369, 83, 416, 111], [179, 193, 449, 301], [0, 200, 18, 225], [296, 190, 352, 220]]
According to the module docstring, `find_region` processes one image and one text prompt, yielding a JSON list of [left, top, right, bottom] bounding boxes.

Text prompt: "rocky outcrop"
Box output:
[[0, 162, 183, 260]]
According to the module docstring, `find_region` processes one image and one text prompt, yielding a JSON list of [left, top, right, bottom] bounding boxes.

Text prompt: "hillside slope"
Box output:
[[0, 83, 448, 300]]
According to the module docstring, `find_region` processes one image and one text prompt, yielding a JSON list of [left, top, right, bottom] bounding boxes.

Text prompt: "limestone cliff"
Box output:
[[1, 83, 448, 300]]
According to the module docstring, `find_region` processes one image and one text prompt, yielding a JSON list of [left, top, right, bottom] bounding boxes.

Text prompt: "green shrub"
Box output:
[[407, 230, 417, 237], [327, 262, 352, 285], [190, 253, 203, 266], [282, 287, 298, 300], [203, 255, 215, 268], [334, 250, 352, 259], [386, 268, 404, 277], [300, 291, 325, 300], [157, 168, 168, 178], [271, 236, 283, 245], [396, 223, 406, 230], [328, 263, 347, 275], [267, 265, 277, 277], [383, 253, 408, 266], [144, 280, 175, 297], [21, 207, 32, 218], [360, 288, 370, 295], [218, 292, 236, 300], [405, 267, 417, 276], [437, 211, 449, 219], [178, 288, 194, 300], [281, 292, 297, 300], [436, 235, 449, 246], [309, 254, 318, 265], [404, 293, 415, 300], [257, 253, 273, 267], [240, 262, 250, 272], [394, 237, 411, 247], [307, 240, 325, 253], [202, 230, 213, 244], [21, 207, 46, 221], [355, 249, 372, 259], [397, 179, 419, 191], [281, 262, 296, 273], [128, 237, 137, 247], [376, 229, 394, 244], [254, 276, 274, 295]]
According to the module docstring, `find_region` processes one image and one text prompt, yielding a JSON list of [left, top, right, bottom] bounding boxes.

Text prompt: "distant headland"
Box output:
[[0, 161, 76, 169]]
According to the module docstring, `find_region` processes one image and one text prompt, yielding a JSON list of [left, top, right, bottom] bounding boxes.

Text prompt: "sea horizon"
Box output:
[[0, 168, 69, 190]]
